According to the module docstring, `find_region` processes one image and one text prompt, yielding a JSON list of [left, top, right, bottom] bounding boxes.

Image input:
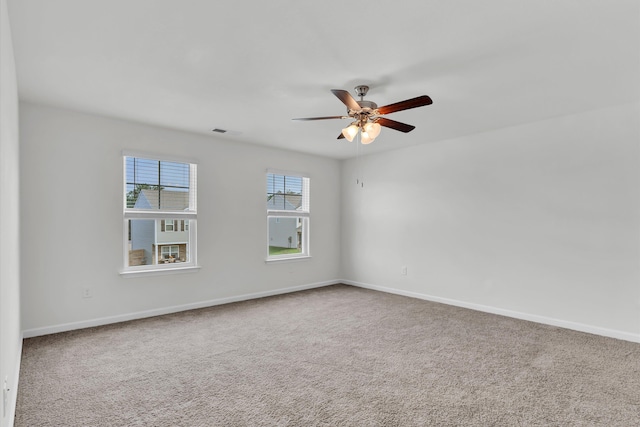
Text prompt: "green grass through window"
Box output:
[[269, 246, 301, 256]]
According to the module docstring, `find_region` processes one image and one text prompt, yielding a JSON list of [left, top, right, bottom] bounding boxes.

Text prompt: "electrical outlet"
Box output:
[[82, 287, 93, 298], [401, 266, 407, 276]]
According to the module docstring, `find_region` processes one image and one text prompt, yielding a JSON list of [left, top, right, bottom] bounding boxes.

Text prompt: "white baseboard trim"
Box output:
[[6, 332, 22, 427], [22, 280, 341, 338], [343, 280, 640, 344]]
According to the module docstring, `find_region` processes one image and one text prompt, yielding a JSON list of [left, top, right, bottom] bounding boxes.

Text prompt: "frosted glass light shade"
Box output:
[[361, 131, 374, 144], [342, 124, 359, 142], [364, 122, 381, 139]]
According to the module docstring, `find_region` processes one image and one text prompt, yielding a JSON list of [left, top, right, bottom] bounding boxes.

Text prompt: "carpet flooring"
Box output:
[[15, 284, 640, 426]]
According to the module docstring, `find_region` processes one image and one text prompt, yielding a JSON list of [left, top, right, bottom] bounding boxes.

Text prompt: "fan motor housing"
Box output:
[[349, 100, 378, 119], [357, 100, 377, 110]]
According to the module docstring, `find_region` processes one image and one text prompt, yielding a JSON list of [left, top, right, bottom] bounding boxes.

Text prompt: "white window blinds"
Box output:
[[125, 157, 197, 212], [266, 172, 310, 214]]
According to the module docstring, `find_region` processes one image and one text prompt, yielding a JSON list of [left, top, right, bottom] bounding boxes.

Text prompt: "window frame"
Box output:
[[266, 169, 310, 262], [121, 152, 199, 276]]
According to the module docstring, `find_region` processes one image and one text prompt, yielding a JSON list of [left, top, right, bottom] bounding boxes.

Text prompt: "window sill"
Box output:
[[265, 256, 311, 264], [120, 265, 201, 278]]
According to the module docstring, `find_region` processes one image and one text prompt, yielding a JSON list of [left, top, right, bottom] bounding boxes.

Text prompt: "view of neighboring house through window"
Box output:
[[266, 171, 310, 259], [123, 155, 197, 272], [161, 245, 180, 260]]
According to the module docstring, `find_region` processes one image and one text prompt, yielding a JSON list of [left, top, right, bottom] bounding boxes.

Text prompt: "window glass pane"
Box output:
[[128, 219, 191, 266], [268, 217, 303, 256], [126, 157, 191, 210], [267, 174, 303, 211], [160, 161, 190, 190], [266, 172, 308, 259]]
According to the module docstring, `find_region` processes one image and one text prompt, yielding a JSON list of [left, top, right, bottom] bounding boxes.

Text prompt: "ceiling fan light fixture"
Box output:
[[364, 122, 381, 139], [342, 124, 359, 142], [361, 131, 375, 144], [293, 86, 432, 144]]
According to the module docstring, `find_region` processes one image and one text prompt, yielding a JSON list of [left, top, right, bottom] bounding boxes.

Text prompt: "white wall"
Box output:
[[342, 102, 640, 341], [0, 0, 21, 424], [19, 102, 341, 334]]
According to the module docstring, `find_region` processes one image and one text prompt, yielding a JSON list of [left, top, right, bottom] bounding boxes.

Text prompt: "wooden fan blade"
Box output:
[[331, 89, 361, 111], [292, 116, 346, 121], [337, 132, 345, 139], [376, 95, 433, 115], [376, 117, 416, 133]]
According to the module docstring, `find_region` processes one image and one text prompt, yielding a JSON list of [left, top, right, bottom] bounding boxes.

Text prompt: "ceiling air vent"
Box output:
[[211, 128, 241, 136]]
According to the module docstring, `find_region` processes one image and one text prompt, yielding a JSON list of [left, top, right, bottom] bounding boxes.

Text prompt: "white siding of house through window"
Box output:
[[268, 217, 299, 248], [157, 220, 188, 244], [267, 195, 300, 248]]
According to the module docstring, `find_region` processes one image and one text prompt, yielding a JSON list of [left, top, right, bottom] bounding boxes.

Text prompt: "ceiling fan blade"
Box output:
[[331, 89, 361, 111], [292, 116, 346, 121], [337, 132, 345, 140], [375, 117, 416, 133], [376, 95, 433, 115]]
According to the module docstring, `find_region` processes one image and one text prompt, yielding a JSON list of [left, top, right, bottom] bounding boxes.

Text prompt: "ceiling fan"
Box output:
[[292, 85, 433, 144]]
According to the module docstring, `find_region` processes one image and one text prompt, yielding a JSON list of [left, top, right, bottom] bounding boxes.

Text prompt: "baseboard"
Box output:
[[343, 280, 640, 344], [23, 278, 638, 343], [22, 280, 341, 338], [5, 332, 22, 427]]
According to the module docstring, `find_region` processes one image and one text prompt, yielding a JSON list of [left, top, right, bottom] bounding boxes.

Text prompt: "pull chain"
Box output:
[[356, 132, 364, 187]]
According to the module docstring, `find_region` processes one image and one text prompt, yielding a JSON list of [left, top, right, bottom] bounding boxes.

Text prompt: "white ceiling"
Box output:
[[7, 0, 640, 159]]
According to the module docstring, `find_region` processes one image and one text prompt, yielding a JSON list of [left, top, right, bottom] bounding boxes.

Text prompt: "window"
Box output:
[[123, 154, 197, 273], [160, 219, 185, 232], [266, 171, 310, 260], [160, 245, 180, 261]]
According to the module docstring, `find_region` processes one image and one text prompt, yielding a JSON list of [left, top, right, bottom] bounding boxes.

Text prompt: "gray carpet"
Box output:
[[16, 284, 640, 426]]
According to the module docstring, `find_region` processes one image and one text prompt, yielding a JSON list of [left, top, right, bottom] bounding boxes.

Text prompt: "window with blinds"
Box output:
[[125, 157, 196, 211], [266, 171, 310, 260], [123, 155, 197, 272]]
